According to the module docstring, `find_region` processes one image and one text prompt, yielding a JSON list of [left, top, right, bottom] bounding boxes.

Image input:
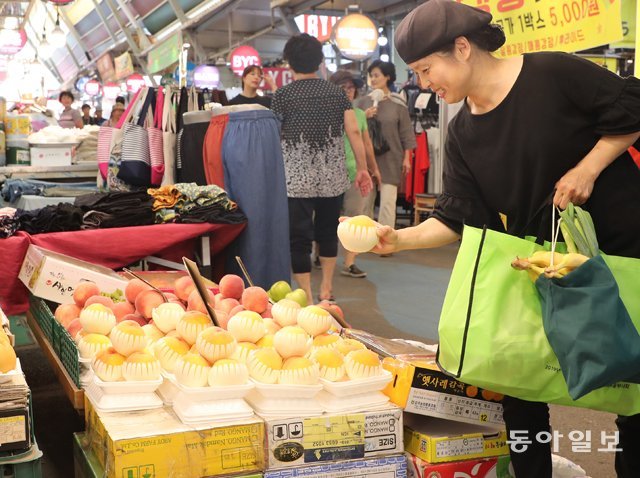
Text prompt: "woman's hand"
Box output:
[[370, 167, 382, 185], [355, 170, 373, 197], [402, 157, 411, 176], [553, 165, 596, 209], [365, 107, 378, 119], [264, 74, 277, 91], [338, 217, 399, 255]]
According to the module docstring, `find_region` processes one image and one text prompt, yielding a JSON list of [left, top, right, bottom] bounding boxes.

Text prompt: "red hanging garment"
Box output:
[[405, 131, 430, 203], [202, 114, 230, 187]]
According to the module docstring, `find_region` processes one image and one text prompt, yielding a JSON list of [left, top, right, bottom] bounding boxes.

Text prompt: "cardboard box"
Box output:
[[264, 454, 407, 478], [262, 405, 403, 470], [19, 245, 128, 305], [29, 144, 75, 167], [84, 397, 265, 478], [404, 413, 509, 464], [383, 356, 504, 427], [407, 453, 514, 478]]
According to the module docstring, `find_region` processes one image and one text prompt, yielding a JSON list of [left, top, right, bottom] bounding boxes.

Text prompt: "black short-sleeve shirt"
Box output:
[[435, 52, 640, 258]]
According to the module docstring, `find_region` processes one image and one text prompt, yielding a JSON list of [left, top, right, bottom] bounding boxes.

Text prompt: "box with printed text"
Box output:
[[19, 245, 128, 305], [262, 404, 403, 470], [382, 355, 504, 427], [406, 453, 514, 478], [404, 413, 509, 464], [264, 454, 407, 478], [84, 397, 265, 478]]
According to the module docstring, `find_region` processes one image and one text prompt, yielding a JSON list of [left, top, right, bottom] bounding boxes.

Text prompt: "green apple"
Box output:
[[269, 280, 292, 302], [285, 288, 308, 307]]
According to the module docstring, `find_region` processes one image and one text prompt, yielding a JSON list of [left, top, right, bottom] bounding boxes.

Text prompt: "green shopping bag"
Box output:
[[536, 255, 640, 400], [437, 225, 640, 416]]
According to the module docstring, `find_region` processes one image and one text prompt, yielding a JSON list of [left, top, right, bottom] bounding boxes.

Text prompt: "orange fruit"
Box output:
[[481, 389, 495, 401], [466, 385, 478, 398]]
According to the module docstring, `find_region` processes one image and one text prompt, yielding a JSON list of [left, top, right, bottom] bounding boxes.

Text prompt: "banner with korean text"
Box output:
[[459, 0, 623, 57]]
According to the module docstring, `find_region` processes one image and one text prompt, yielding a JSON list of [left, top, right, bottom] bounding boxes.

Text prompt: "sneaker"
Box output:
[[312, 256, 321, 269], [340, 264, 367, 278]]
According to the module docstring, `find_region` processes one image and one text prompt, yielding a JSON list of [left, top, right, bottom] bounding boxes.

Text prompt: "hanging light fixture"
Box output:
[[50, 7, 67, 48], [40, 18, 53, 58]]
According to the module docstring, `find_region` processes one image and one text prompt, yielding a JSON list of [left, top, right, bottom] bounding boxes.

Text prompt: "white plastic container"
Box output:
[[320, 369, 393, 397], [245, 389, 324, 417], [172, 393, 254, 424], [157, 374, 180, 405], [315, 389, 389, 413], [252, 380, 322, 399], [29, 143, 76, 167], [84, 381, 163, 413], [93, 375, 163, 395]]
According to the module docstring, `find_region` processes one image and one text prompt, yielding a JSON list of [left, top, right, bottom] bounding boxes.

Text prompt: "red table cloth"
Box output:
[[0, 223, 245, 315]]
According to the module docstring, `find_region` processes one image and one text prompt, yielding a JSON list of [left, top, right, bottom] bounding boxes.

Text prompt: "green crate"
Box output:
[[29, 296, 81, 388], [51, 316, 81, 388], [28, 295, 54, 343], [0, 457, 42, 478]]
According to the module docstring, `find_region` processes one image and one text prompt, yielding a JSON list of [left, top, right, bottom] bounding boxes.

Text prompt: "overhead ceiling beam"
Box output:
[[89, 0, 119, 46], [276, 6, 299, 36], [166, 0, 188, 24], [194, 0, 244, 33], [112, 0, 152, 49], [370, 0, 420, 20], [102, 0, 156, 84], [205, 0, 325, 60], [58, 7, 93, 62], [43, 4, 81, 69]]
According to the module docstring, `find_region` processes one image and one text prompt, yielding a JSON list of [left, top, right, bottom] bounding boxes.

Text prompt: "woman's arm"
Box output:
[[362, 129, 381, 184], [372, 217, 460, 255], [555, 131, 640, 208], [402, 150, 412, 176], [345, 109, 373, 196]]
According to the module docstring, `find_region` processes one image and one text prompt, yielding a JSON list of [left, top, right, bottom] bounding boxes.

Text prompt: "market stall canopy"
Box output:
[[20, 0, 419, 89]]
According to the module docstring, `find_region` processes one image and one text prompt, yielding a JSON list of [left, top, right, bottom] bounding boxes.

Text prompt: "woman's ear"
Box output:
[[454, 36, 472, 60]]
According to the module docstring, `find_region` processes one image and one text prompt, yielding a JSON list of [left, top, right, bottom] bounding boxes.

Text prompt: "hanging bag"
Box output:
[[367, 118, 390, 156], [148, 87, 165, 186], [437, 223, 640, 415], [97, 125, 114, 180], [107, 90, 143, 191], [119, 88, 155, 187], [162, 89, 177, 186]]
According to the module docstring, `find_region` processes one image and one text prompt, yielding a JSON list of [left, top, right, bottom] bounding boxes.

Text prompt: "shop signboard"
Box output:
[[193, 65, 220, 88], [148, 32, 182, 73], [611, 0, 635, 49], [126, 73, 145, 93], [229, 45, 261, 76], [75, 76, 90, 94], [294, 14, 340, 42], [262, 67, 294, 91], [0, 29, 27, 56], [331, 13, 378, 61], [102, 82, 121, 100], [84, 79, 102, 96], [459, 0, 623, 57], [114, 52, 134, 80], [96, 53, 115, 82]]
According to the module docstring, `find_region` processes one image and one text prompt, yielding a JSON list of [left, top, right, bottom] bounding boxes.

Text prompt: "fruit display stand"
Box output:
[[26, 296, 84, 410]]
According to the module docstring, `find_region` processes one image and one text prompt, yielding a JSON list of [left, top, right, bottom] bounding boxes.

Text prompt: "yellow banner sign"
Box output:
[[460, 0, 623, 57]]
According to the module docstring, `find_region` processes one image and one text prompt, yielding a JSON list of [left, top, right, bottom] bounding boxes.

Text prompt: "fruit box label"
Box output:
[[265, 406, 403, 469], [407, 454, 514, 478], [264, 454, 408, 478]]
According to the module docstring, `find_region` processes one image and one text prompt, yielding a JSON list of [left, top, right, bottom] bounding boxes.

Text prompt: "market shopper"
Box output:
[[355, 61, 416, 237], [229, 65, 275, 108], [105, 103, 125, 127], [272, 33, 372, 304], [57, 91, 83, 129], [94, 108, 106, 126], [81, 104, 94, 126], [362, 1, 640, 477], [329, 70, 381, 278]]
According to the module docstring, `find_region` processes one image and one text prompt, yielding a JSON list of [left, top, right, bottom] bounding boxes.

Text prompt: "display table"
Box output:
[[0, 222, 245, 316]]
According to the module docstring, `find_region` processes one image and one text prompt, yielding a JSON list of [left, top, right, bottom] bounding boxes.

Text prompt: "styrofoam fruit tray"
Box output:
[[245, 390, 324, 417], [0, 359, 23, 383], [316, 389, 389, 413], [85, 382, 163, 413], [320, 369, 393, 397], [172, 394, 254, 424], [251, 380, 322, 399], [164, 372, 254, 401], [93, 375, 163, 394], [80, 368, 94, 387], [157, 375, 180, 405]]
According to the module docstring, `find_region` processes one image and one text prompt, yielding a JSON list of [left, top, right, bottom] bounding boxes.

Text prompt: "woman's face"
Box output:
[[339, 80, 357, 102], [60, 95, 73, 108], [245, 68, 263, 90], [409, 50, 470, 104], [111, 109, 124, 124], [368, 67, 389, 91]]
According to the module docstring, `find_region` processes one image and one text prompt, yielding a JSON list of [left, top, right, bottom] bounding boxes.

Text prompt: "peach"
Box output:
[[164, 292, 179, 301], [85, 295, 115, 309], [135, 290, 166, 319], [174, 276, 196, 301], [73, 281, 100, 308], [111, 301, 136, 321], [318, 302, 346, 327], [119, 313, 148, 327], [241, 287, 269, 314], [66, 318, 82, 340], [214, 293, 224, 308], [125, 279, 152, 304], [263, 318, 280, 335], [218, 274, 244, 300], [186, 289, 215, 314], [213, 309, 230, 329], [219, 298, 241, 316], [55, 303, 81, 328], [261, 303, 273, 319]]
